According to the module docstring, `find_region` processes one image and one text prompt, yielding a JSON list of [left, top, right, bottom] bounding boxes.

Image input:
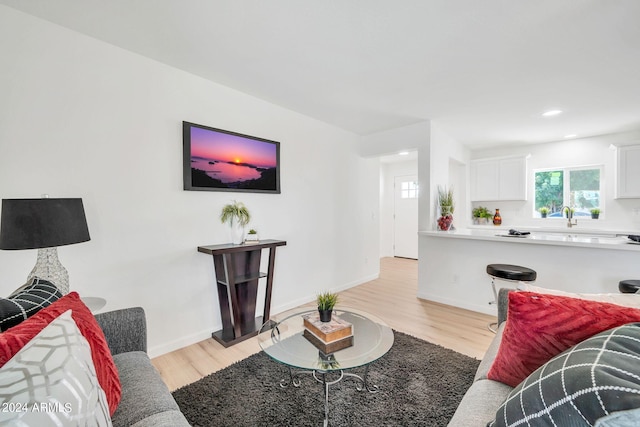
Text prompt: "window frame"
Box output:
[[532, 164, 604, 219], [400, 180, 419, 199]]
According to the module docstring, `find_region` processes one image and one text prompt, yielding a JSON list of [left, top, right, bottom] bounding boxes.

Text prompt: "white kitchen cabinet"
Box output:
[[616, 144, 640, 199], [470, 159, 499, 201], [470, 156, 527, 201]]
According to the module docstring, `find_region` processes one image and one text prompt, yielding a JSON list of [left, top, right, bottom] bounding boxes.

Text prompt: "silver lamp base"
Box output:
[[27, 247, 70, 294]]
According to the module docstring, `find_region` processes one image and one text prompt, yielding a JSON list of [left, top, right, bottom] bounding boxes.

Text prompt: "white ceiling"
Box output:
[[3, 1, 640, 148]]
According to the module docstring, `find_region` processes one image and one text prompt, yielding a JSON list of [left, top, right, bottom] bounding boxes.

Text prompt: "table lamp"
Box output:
[[0, 197, 90, 294]]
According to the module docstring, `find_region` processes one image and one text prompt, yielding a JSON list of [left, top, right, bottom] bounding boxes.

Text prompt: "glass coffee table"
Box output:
[[258, 308, 394, 426]]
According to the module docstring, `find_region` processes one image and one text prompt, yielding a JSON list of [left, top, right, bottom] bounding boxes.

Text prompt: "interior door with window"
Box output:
[[393, 175, 418, 259]]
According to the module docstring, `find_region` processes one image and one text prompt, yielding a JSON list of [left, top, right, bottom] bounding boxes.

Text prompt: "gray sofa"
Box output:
[[94, 307, 190, 427], [448, 288, 513, 427], [449, 288, 640, 427]]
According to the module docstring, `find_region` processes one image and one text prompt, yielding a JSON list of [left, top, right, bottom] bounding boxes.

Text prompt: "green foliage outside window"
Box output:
[[534, 168, 601, 216], [535, 171, 563, 213], [569, 169, 600, 210]]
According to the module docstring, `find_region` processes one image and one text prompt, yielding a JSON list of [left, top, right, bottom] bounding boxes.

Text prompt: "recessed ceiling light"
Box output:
[[564, 134, 577, 138], [398, 151, 409, 156], [542, 110, 563, 117]]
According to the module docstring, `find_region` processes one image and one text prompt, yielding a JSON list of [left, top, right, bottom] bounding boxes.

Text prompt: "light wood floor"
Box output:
[[152, 257, 496, 391]]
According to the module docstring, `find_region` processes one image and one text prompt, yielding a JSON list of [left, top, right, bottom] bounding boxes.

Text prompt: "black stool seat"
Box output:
[[486, 264, 537, 282], [619, 280, 640, 294]]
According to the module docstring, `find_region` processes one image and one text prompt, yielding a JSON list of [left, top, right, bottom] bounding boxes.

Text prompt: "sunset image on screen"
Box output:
[[188, 125, 279, 191]]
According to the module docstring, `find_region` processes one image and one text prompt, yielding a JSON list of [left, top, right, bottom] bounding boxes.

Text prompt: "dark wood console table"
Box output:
[[198, 240, 287, 347]]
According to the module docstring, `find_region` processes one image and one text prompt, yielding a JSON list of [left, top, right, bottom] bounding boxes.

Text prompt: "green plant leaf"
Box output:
[[437, 185, 455, 214], [316, 291, 338, 311], [220, 201, 251, 226]]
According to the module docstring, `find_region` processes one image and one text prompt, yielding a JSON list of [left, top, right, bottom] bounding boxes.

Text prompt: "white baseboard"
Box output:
[[149, 272, 381, 358], [416, 291, 495, 316], [149, 328, 214, 359]]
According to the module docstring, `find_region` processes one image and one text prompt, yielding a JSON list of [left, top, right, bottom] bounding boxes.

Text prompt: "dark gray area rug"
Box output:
[[172, 331, 479, 426]]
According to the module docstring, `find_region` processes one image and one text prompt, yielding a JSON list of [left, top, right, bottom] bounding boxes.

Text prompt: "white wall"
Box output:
[[359, 121, 431, 233], [417, 124, 470, 304], [358, 121, 430, 158], [427, 123, 470, 229], [469, 131, 640, 231], [379, 160, 418, 257], [0, 6, 380, 357], [359, 122, 429, 257]]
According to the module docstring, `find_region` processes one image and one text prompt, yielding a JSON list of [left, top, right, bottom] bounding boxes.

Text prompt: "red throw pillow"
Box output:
[[487, 291, 640, 388], [0, 292, 121, 416]]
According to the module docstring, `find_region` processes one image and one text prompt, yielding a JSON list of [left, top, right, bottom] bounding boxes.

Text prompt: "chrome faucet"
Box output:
[[562, 206, 577, 228]]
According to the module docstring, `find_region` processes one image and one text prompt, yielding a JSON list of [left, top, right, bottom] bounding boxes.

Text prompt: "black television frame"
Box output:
[[183, 121, 281, 194]]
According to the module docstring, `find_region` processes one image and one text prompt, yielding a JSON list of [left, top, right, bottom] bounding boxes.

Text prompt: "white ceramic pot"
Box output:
[[229, 221, 245, 244]]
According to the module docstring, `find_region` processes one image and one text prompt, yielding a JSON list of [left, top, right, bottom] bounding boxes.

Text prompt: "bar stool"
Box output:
[[619, 280, 640, 294], [486, 264, 537, 333]]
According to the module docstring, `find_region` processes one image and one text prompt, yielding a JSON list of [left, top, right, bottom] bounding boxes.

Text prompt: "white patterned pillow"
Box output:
[[0, 310, 112, 426]]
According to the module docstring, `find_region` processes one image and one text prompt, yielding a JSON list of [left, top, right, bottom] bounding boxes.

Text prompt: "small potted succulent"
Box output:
[[245, 229, 259, 242], [316, 291, 339, 322], [590, 208, 600, 219], [539, 207, 550, 218], [563, 207, 575, 218]]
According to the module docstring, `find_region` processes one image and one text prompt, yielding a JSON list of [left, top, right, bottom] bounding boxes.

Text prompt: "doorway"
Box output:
[[393, 175, 418, 259]]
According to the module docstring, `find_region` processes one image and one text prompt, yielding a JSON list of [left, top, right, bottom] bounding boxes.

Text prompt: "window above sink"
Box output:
[[534, 165, 603, 219]]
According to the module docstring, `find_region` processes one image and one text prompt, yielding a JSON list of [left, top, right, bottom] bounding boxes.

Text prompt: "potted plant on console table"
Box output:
[[245, 229, 260, 244], [220, 201, 251, 245]]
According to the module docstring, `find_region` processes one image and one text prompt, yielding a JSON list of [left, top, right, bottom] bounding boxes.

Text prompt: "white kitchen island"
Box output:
[[418, 227, 640, 316]]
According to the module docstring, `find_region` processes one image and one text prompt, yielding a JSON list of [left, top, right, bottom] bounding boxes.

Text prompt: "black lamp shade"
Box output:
[[0, 198, 91, 250]]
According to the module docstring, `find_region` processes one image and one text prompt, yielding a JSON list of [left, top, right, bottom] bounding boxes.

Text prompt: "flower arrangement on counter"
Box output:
[[437, 186, 455, 231]]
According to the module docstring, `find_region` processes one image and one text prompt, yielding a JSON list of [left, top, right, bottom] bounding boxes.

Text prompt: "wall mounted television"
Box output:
[[183, 121, 281, 194]]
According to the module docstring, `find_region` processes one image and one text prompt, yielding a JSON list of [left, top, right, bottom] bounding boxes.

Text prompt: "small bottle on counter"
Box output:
[[493, 209, 502, 226]]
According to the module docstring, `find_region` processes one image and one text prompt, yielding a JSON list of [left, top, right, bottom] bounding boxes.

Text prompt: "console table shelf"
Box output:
[[217, 271, 267, 286], [198, 239, 286, 347]]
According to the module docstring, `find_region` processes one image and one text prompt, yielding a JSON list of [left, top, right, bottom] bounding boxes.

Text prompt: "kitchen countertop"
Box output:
[[419, 227, 640, 251]]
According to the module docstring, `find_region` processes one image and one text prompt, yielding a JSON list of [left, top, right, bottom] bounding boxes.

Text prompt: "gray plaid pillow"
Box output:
[[0, 278, 62, 331], [490, 323, 640, 427]]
